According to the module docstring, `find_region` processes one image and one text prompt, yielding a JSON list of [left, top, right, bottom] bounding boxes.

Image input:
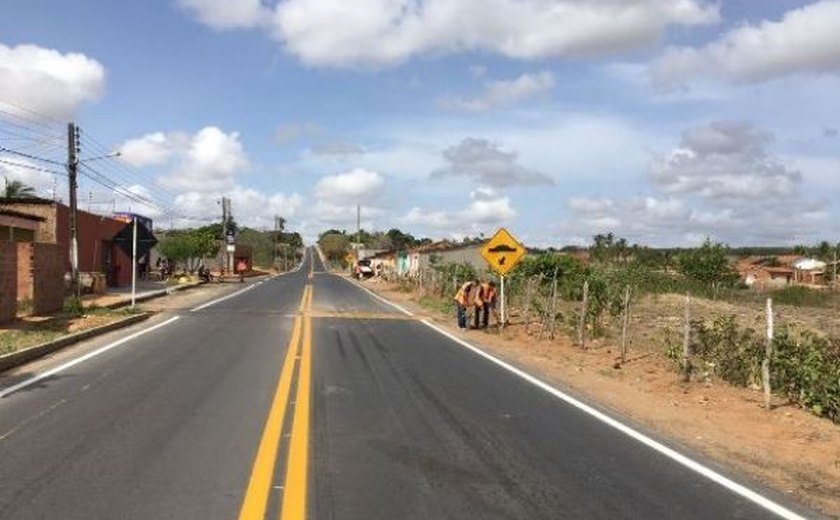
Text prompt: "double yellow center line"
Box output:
[[238, 283, 314, 520]]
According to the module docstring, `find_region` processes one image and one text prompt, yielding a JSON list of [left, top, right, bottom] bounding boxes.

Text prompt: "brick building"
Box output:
[[0, 198, 146, 287]]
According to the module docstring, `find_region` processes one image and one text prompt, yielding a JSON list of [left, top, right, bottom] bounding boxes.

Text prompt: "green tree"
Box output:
[[677, 238, 738, 297], [2, 177, 36, 198], [318, 232, 350, 260], [157, 229, 218, 272]]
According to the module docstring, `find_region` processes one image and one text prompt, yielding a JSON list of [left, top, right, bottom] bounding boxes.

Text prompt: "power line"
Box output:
[[0, 146, 66, 166], [0, 157, 65, 176]]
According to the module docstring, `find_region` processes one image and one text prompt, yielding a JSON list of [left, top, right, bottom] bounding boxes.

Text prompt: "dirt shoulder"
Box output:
[[363, 277, 840, 518]]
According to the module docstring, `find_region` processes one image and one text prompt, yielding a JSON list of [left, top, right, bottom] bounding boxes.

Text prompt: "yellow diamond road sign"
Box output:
[[481, 228, 526, 276], [345, 252, 355, 264]]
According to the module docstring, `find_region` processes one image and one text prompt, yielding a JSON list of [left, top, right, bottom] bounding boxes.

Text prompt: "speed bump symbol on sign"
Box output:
[[481, 228, 526, 276]]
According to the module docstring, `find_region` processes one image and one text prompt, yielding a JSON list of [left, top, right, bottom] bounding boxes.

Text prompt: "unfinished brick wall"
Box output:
[[17, 242, 33, 301], [32, 243, 64, 315], [0, 243, 17, 323]]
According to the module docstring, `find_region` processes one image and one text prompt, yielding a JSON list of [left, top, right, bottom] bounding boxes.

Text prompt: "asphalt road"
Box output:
[[0, 249, 815, 519]]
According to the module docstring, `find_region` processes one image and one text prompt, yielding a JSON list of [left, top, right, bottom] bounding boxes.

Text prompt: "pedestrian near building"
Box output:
[[454, 279, 479, 329]]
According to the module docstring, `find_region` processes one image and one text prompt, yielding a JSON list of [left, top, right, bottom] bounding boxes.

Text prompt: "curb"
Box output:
[[101, 282, 203, 310], [0, 312, 152, 373]]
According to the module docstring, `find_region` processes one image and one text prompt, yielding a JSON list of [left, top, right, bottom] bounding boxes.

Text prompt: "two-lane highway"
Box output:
[[0, 249, 814, 519]]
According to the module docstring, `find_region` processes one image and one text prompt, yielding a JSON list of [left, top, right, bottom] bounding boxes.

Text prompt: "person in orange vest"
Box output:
[[454, 279, 479, 329], [475, 280, 497, 329]]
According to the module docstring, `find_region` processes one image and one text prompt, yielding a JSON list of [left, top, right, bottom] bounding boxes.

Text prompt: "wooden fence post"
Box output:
[[682, 292, 692, 382], [620, 285, 631, 365], [763, 297, 774, 410], [549, 267, 559, 340], [578, 279, 589, 349]]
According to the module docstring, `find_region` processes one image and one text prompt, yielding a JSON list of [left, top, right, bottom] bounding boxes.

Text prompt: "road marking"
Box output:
[[0, 316, 181, 400], [190, 284, 257, 312], [237, 315, 303, 520], [419, 318, 807, 520], [281, 313, 312, 520], [298, 285, 311, 313], [334, 275, 415, 317]]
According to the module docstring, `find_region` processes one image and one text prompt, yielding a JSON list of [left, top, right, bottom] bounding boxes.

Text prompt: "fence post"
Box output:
[[578, 279, 589, 348], [682, 292, 692, 382], [763, 297, 774, 410], [620, 285, 631, 365], [549, 267, 559, 340]]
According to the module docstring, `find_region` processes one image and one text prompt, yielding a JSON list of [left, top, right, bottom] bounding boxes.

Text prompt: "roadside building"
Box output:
[[404, 240, 488, 276], [0, 198, 153, 288]]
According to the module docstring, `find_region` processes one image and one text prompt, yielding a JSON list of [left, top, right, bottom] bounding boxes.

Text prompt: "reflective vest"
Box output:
[[454, 282, 475, 306], [481, 283, 496, 305]]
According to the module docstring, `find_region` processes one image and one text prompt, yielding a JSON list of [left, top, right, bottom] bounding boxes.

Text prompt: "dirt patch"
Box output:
[[368, 278, 840, 518]]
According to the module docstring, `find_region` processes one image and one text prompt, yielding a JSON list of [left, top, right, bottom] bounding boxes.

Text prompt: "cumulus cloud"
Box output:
[[119, 132, 186, 167], [175, 187, 304, 228], [432, 138, 553, 187], [177, 0, 269, 30], [398, 187, 516, 235], [439, 71, 555, 111], [652, 0, 840, 86], [0, 43, 106, 118], [650, 121, 802, 201], [313, 168, 384, 202], [561, 121, 828, 246], [117, 126, 249, 205], [182, 0, 718, 67]]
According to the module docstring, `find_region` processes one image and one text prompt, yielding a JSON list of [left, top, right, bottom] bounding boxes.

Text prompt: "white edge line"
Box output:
[[334, 275, 415, 317], [0, 316, 181, 399], [418, 318, 807, 520], [190, 284, 257, 312]]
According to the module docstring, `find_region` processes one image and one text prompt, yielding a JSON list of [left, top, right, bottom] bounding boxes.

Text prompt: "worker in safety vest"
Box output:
[[454, 279, 479, 329], [476, 280, 497, 329]]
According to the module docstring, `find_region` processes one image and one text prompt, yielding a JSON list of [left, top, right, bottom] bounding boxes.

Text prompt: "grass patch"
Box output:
[[0, 308, 138, 356], [770, 286, 831, 307]]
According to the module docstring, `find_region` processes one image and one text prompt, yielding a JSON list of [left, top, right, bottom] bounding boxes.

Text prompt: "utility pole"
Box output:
[[221, 196, 229, 275], [67, 122, 80, 298], [356, 203, 361, 259]]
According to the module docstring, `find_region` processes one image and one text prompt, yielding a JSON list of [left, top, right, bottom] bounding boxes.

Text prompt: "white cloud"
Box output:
[[439, 71, 555, 111], [652, 0, 840, 86], [119, 132, 185, 167], [175, 186, 304, 228], [182, 0, 718, 68], [651, 121, 802, 202], [560, 121, 832, 246], [166, 126, 249, 192], [313, 168, 384, 202], [432, 137, 553, 187], [397, 187, 516, 236], [0, 154, 57, 196], [0, 43, 106, 118], [177, 0, 269, 30]]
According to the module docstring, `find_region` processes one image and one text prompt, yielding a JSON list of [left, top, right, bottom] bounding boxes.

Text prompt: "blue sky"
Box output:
[[1, 0, 838, 247]]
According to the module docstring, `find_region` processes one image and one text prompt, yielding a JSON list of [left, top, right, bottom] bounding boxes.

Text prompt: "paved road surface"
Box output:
[[0, 249, 815, 519]]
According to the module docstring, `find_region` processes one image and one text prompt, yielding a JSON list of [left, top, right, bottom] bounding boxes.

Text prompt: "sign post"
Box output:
[[131, 216, 138, 308], [480, 228, 526, 327]]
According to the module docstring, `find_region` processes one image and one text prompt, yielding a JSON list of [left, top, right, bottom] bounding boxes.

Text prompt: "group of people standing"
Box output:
[[453, 279, 498, 330]]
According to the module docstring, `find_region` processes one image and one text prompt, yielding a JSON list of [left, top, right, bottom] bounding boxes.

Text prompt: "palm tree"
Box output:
[[2, 177, 37, 198]]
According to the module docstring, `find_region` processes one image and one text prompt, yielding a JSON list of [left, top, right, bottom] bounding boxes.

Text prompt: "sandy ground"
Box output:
[[366, 278, 840, 518]]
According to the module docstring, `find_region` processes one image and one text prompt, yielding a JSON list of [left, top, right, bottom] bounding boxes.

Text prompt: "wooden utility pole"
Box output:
[[67, 122, 80, 298]]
